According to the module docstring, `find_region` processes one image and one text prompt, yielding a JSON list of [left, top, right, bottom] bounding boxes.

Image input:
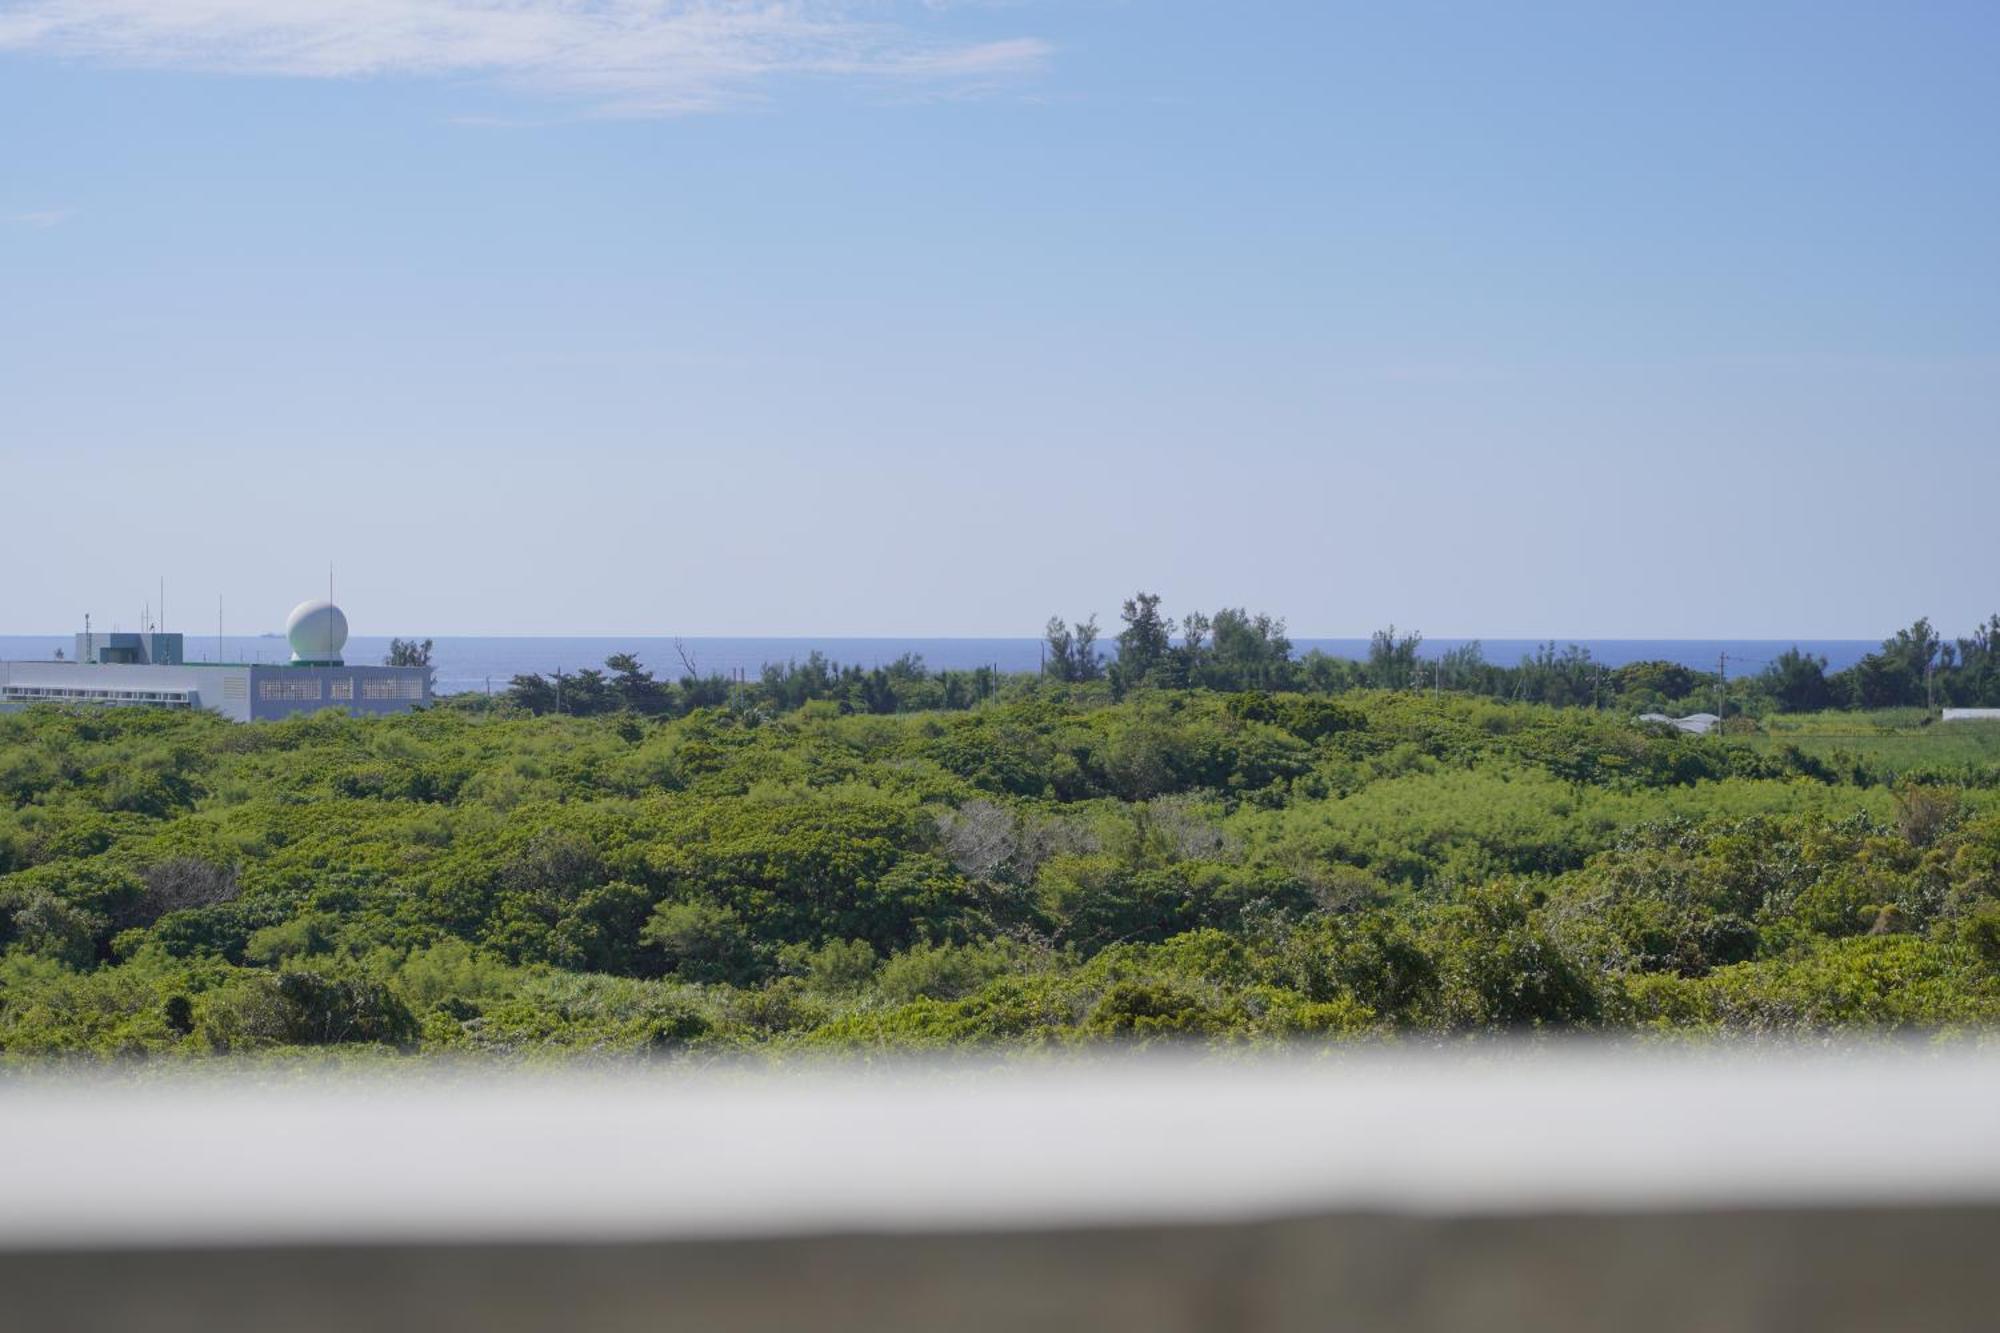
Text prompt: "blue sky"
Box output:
[[2, 1, 1996, 638]]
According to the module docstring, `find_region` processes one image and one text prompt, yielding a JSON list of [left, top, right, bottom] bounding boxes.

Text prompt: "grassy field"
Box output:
[[1744, 711, 2000, 779]]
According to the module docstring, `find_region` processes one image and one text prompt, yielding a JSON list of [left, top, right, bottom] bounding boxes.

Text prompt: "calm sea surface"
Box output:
[[0, 635, 1882, 697]]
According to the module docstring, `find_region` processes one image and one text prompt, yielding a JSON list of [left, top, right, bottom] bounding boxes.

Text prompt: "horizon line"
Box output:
[[0, 630, 1900, 644]]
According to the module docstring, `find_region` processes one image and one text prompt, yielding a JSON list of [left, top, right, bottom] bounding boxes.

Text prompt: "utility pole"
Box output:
[[1717, 652, 1727, 722]]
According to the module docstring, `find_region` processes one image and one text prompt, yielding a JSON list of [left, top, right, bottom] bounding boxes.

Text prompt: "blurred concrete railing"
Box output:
[[5, 1049, 2000, 1332]]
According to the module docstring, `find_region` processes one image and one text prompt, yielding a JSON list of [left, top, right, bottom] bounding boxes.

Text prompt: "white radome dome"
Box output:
[[286, 599, 349, 663]]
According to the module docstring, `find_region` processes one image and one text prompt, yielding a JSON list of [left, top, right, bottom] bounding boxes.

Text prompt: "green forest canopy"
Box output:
[[6, 663, 2000, 1058], [498, 600, 2000, 720]]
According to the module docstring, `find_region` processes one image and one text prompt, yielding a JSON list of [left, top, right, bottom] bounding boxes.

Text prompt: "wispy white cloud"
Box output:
[[4, 208, 72, 227], [0, 1, 1051, 115]]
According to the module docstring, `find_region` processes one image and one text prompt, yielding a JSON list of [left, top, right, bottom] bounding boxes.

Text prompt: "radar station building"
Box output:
[[0, 600, 430, 722]]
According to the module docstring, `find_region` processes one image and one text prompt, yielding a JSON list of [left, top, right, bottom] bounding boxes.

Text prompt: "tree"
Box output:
[[641, 899, 758, 985], [1111, 593, 1174, 695], [937, 798, 1021, 882], [3, 892, 102, 968], [1072, 616, 1102, 681], [1205, 608, 1292, 691], [1043, 615, 1102, 683], [1948, 615, 2000, 707], [1614, 659, 1699, 704], [1044, 617, 1074, 681], [1366, 626, 1423, 690], [562, 668, 612, 716], [1174, 611, 1212, 689], [604, 653, 667, 715], [1840, 618, 1946, 709], [505, 673, 556, 715], [267, 968, 416, 1046], [1761, 648, 1832, 713], [1438, 641, 1489, 694], [503, 665, 615, 716], [383, 638, 436, 691], [130, 857, 239, 927], [1514, 642, 1599, 708]]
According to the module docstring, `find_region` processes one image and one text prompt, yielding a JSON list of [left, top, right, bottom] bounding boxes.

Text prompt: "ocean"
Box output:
[[0, 634, 1883, 697]]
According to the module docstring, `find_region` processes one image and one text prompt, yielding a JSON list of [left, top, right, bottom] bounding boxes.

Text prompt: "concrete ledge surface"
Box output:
[[6, 1049, 2000, 1332]]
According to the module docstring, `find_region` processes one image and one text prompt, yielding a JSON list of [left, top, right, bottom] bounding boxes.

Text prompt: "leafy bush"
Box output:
[[5, 685, 2000, 1059]]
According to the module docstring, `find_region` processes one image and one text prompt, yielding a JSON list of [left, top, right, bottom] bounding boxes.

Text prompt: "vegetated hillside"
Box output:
[[4, 690, 2000, 1061]]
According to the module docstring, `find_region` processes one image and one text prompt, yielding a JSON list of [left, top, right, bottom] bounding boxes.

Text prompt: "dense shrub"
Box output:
[[4, 690, 2000, 1059]]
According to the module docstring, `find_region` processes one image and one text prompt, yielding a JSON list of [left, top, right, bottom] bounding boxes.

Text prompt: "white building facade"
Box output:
[[0, 601, 430, 721]]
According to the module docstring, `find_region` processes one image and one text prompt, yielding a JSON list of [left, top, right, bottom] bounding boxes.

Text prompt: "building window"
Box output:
[[223, 677, 247, 700], [258, 678, 323, 702], [360, 677, 424, 701], [329, 678, 354, 701]]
